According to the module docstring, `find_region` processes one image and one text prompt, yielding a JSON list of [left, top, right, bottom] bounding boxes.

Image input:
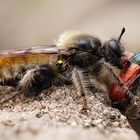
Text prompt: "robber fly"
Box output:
[[0, 28, 139, 119], [0, 30, 122, 114]]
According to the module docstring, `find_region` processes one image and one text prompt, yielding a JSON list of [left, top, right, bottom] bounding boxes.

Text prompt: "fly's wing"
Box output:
[[0, 45, 58, 55], [0, 45, 59, 67]]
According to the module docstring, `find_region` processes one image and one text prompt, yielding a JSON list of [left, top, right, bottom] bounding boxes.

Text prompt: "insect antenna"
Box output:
[[118, 27, 125, 42]]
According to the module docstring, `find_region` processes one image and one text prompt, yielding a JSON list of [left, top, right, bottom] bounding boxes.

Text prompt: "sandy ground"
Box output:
[[0, 85, 139, 140]]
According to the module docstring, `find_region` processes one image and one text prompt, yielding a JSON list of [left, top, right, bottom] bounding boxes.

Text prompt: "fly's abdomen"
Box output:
[[0, 53, 58, 67], [0, 46, 59, 81]]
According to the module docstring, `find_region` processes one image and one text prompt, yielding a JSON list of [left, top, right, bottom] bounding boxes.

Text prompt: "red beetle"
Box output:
[[109, 52, 140, 119]]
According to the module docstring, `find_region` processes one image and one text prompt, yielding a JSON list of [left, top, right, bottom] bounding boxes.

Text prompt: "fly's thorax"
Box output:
[[57, 31, 91, 50], [57, 31, 101, 54], [56, 31, 103, 71]]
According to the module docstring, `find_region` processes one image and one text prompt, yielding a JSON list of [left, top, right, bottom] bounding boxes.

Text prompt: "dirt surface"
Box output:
[[0, 85, 139, 140]]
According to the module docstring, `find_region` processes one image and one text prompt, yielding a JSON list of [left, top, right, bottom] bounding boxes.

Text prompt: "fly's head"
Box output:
[[102, 28, 126, 68]]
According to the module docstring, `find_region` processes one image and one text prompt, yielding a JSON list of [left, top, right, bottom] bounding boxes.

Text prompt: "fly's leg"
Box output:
[[72, 67, 89, 115], [0, 64, 32, 87], [0, 70, 18, 87], [19, 64, 55, 97], [0, 65, 33, 104], [82, 68, 104, 93], [19, 64, 71, 97]]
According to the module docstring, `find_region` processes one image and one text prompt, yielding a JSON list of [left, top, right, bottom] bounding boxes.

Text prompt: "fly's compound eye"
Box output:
[[103, 39, 123, 68], [108, 39, 122, 58], [105, 27, 125, 60]]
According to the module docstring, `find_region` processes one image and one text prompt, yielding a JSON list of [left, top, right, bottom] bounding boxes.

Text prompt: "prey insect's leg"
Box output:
[[72, 67, 88, 115]]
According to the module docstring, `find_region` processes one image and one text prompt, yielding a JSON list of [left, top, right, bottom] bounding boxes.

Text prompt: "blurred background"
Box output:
[[0, 0, 140, 51]]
